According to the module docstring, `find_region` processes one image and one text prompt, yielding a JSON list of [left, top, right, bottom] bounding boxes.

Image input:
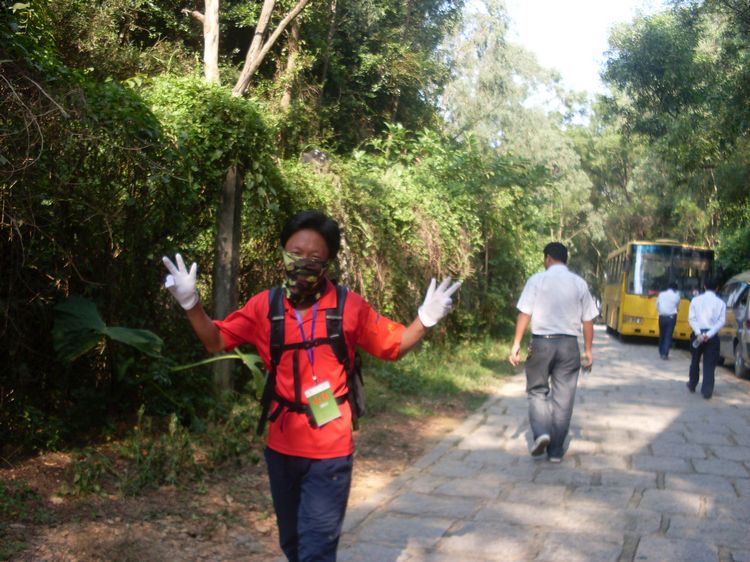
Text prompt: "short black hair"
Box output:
[[543, 242, 568, 264], [280, 210, 341, 260], [669, 282, 679, 291], [704, 277, 718, 291]]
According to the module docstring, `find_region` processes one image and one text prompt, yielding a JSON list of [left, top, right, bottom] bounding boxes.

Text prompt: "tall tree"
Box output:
[[441, 0, 594, 253], [602, 2, 750, 250], [184, 0, 220, 83], [232, 0, 313, 97], [185, 0, 314, 392]]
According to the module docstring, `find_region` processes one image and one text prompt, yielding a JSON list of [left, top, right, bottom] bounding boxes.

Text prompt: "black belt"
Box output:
[[532, 334, 576, 339], [659, 314, 677, 318]]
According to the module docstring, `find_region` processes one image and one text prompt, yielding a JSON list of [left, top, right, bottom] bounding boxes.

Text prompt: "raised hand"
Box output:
[[162, 254, 199, 310], [418, 277, 461, 328]]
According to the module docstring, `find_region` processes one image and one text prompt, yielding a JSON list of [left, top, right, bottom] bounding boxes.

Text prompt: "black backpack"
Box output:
[[256, 284, 365, 435]]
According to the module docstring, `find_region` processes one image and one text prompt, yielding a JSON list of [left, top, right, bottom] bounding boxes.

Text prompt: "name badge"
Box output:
[[304, 381, 342, 427]]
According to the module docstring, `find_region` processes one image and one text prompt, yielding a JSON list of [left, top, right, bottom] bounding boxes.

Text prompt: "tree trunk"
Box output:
[[319, 0, 337, 97], [203, 0, 220, 83], [212, 165, 243, 393], [232, 0, 312, 97], [183, 1, 220, 84], [280, 18, 301, 109], [390, 0, 415, 120]]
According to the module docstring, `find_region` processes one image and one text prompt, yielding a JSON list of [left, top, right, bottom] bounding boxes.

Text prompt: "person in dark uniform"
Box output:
[[656, 282, 681, 359], [687, 278, 726, 399]]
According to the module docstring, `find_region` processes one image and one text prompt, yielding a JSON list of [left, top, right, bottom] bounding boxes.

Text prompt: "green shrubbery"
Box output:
[[55, 336, 511, 498]]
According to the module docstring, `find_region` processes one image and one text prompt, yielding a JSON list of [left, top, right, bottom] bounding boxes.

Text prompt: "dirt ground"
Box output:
[[1, 406, 471, 562]]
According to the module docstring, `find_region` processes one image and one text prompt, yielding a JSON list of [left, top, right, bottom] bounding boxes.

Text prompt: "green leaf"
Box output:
[[54, 296, 106, 333], [54, 330, 104, 364], [232, 348, 263, 374], [53, 297, 107, 362], [105, 327, 163, 358], [233, 349, 266, 398], [53, 296, 163, 363]]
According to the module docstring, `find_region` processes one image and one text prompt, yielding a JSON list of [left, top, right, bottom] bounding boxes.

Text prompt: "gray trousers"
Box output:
[[525, 336, 581, 458]]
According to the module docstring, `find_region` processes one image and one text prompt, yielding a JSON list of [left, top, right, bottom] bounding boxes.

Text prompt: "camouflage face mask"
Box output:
[[281, 250, 330, 306]]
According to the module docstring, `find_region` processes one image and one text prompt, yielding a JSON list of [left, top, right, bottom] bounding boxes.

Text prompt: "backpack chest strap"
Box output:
[[267, 391, 350, 428], [273, 334, 343, 352]]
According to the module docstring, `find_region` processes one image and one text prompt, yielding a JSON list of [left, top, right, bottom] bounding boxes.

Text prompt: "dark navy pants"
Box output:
[[689, 333, 720, 397], [658, 314, 677, 357], [264, 447, 353, 562]]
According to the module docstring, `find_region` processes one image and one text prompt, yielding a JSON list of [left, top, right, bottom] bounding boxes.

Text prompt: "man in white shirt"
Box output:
[[509, 242, 599, 463], [687, 278, 726, 399], [656, 282, 681, 359]]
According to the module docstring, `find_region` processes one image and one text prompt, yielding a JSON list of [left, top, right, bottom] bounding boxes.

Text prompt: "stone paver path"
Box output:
[[337, 327, 750, 562]]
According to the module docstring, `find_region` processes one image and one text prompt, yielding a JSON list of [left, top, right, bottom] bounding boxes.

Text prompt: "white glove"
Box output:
[[418, 277, 462, 328], [162, 254, 199, 310]]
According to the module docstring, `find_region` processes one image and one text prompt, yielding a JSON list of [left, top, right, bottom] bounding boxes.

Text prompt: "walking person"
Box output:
[[162, 210, 460, 562], [656, 282, 681, 359], [687, 278, 726, 399], [508, 242, 598, 463]]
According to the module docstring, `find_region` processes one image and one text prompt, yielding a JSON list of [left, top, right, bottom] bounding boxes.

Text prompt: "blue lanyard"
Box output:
[[294, 303, 318, 375]]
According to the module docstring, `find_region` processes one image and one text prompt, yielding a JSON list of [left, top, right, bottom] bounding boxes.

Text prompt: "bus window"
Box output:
[[672, 248, 712, 298], [626, 245, 672, 296], [626, 245, 712, 298], [605, 253, 624, 285]]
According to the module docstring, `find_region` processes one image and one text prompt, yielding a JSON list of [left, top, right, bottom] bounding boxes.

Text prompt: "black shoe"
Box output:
[[686, 383, 695, 393], [702, 393, 712, 399]]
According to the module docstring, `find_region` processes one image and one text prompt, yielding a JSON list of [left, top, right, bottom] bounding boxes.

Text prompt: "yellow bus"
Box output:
[[602, 240, 714, 341]]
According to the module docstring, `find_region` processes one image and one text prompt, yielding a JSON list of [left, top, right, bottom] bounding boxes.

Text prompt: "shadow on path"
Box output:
[[336, 326, 750, 562]]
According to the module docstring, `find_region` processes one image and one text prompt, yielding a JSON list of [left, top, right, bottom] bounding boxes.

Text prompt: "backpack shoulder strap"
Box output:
[[326, 285, 350, 371], [328, 285, 365, 429], [268, 286, 285, 368], [257, 287, 286, 435]]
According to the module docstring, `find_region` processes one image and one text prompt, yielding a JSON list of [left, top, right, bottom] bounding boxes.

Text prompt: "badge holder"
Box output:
[[304, 381, 342, 427]]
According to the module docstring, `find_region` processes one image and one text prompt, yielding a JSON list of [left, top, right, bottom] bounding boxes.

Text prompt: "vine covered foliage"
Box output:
[[1, 1, 536, 454]]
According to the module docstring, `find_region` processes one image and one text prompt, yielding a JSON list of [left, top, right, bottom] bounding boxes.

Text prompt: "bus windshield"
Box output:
[[627, 244, 713, 297]]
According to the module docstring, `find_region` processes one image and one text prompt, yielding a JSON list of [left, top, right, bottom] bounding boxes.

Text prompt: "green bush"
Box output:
[[1, 7, 535, 454]]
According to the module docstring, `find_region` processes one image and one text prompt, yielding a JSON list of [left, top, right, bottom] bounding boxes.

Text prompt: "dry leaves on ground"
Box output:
[[1, 404, 470, 561]]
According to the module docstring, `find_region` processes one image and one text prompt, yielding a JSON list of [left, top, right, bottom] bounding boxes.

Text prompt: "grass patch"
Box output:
[[0, 479, 46, 560], [43, 337, 514, 499], [363, 337, 513, 418], [0, 478, 49, 524], [0, 541, 27, 561]]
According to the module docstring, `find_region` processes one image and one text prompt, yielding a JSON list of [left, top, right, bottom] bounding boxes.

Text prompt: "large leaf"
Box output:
[[233, 348, 266, 398], [232, 348, 263, 375], [53, 296, 163, 363], [105, 327, 163, 358], [53, 296, 107, 333], [53, 296, 107, 363]]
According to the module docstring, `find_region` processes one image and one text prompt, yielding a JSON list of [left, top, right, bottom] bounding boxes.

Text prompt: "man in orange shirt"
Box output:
[[163, 210, 460, 562]]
